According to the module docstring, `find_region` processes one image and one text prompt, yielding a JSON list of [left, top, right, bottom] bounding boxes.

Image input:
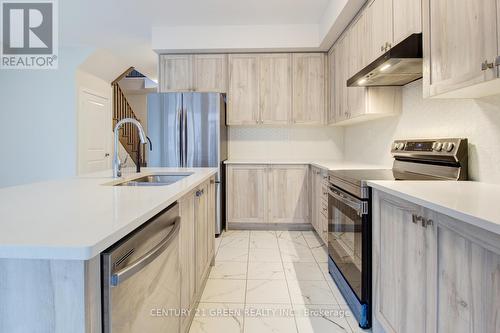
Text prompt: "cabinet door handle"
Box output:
[[482, 60, 495, 70], [495, 56, 500, 67]]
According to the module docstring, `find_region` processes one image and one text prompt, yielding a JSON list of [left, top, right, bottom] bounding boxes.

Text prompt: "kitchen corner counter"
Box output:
[[368, 180, 500, 236], [0, 167, 217, 260], [224, 159, 390, 171]]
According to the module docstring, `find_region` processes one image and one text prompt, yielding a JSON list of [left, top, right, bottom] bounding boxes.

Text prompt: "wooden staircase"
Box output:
[[112, 67, 145, 167]]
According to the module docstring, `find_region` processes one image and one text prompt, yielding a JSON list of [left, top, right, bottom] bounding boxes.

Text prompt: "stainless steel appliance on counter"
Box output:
[[327, 138, 468, 329], [102, 202, 181, 333], [147, 93, 228, 235]]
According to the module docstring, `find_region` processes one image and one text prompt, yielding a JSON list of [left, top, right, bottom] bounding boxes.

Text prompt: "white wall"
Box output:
[[228, 126, 344, 161], [152, 24, 321, 53], [76, 69, 137, 175], [0, 46, 93, 188], [125, 94, 148, 134], [344, 80, 500, 182]]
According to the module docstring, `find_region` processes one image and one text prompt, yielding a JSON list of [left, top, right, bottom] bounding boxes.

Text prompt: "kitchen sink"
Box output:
[[115, 173, 194, 186]]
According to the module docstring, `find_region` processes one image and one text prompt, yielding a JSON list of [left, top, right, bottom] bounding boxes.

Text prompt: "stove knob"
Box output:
[[433, 142, 443, 152], [392, 142, 399, 150], [398, 143, 406, 150], [443, 142, 455, 152]]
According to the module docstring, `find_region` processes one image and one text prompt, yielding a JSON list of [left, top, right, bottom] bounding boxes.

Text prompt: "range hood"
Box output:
[[347, 33, 423, 87]]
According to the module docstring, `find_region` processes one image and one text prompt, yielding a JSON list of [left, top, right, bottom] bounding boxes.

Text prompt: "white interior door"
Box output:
[[78, 90, 111, 175]]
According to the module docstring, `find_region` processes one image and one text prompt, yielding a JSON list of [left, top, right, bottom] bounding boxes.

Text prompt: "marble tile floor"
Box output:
[[189, 230, 372, 333]]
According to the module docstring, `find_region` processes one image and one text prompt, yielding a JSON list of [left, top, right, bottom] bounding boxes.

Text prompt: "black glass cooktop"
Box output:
[[329, 169, 396, 185]]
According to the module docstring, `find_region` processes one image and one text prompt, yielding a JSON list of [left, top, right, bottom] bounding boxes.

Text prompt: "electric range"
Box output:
[[326, 138, 468, 329]]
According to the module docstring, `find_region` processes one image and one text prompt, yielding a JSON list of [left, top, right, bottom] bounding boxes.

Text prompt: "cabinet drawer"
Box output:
[[321, 185, 329, 202], [320, 201, 328, 218]]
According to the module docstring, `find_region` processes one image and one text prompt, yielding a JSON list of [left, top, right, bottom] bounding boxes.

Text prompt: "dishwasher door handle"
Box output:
[[111, 216, 181, 286]]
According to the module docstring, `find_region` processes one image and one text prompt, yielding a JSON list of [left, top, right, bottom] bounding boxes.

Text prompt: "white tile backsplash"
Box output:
[[228, 126, 344, 161], [344, 79, 500, 183]]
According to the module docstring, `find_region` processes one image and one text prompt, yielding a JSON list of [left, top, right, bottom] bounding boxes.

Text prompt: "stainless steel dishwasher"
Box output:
[[102, 202, 181, 333]]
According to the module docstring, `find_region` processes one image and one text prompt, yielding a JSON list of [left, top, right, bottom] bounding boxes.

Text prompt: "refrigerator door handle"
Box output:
[[177, 106, 183, 167], [183, 106, 188, 167]]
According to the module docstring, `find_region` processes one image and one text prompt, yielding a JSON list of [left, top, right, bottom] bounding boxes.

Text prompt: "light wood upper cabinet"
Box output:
[[226, 165, 268, 224], [347, 14, 368, 119], [159, 55, 193, 92], [292, 53, 326, 125], [329, 15, 402, 125], [332, 35, 349, 123], [423, 0, 499, 98], [269, 165, 309, 224], [227, 54, 260, 125], [159, 54, 227, 92], [367, 0, 393, 64], [193, 54, 227, 93], [327, 47, 336, 125], [393, 0, 422, 45], [259, 54, 292, 125]]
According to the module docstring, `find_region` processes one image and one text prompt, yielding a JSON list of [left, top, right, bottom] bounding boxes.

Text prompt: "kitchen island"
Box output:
[[0, 167, 217, 333]]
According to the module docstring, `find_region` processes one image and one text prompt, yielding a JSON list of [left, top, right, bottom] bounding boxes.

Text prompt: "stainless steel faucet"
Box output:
[[113, 118, 147, 178]]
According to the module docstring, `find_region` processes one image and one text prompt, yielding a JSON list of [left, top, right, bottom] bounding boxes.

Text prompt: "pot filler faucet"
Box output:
[[113, 118, 147, 178]]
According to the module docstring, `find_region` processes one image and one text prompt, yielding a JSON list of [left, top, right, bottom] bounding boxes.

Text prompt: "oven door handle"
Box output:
[[328, 188, 368, 216]]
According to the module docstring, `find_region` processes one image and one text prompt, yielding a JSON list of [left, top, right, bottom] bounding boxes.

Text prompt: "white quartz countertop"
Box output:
[[0, 168, 217, 260], [368, 181, 500, 236], [224, 159, 390, 171]]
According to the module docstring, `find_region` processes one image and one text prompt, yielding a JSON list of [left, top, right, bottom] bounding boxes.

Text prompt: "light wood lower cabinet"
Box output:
[[226, 164, 310, 226], [195, 181, 210, 291], [269, 165, 309, 224], [310, 166, 328, 243], [226, 165, 268, 223], [373, 192, 432, 333], [179, 190, 196, 333], [372, 189, 500, 333], [432, 212, 500, 333], [179, 178, 215, 333]]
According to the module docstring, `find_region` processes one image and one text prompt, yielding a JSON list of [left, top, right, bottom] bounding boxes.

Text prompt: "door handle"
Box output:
[[111, 217, 181, 286]]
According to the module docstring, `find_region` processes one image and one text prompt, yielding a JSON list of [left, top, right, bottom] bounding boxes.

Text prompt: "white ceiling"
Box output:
[[62, 0, 331, 44], [62, 0, 360, 81]]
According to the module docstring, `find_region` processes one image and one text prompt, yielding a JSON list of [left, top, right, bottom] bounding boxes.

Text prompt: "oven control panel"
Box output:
[[391, 138, 466, 155]]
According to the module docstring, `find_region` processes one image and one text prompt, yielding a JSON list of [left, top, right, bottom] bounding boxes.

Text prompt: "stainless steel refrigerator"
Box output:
[[147, 93, 227, 235]]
